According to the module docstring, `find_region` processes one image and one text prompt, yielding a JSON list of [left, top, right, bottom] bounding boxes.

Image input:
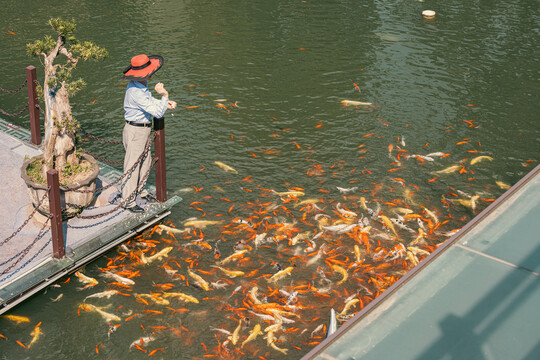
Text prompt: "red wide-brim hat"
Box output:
[[123, 54, 163, 80]]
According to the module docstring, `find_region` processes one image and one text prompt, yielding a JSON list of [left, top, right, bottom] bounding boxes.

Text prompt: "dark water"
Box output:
[[1, 0, 539, 359]]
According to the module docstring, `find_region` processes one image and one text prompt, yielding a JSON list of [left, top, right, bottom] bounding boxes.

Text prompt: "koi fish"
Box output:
[[218, 249, 248, 265], [155, 224, 188, 235], [241, 324, 262, 348], [341, 100, 372, 106], [496, 181, 511, 190], [188, 269, 210, 291], [162, 292, 199, 304], [268, 266, 294, 283], [337, 298, 359, 320], [290, 231, 311, 246], [183, 219, 224, 228], [336, 186, 358, 194], [470, 156, 493, 165], [27, 322, 42, 348], [353, 245, 362, 263], [136, 293, 169, 305], [75, 271, 99, 287], [453, 195, 480, 211], [102, 271, 135, 286], [432, 165, 461, 174], [336, 203, 357, 218], [272, 189, 305, 197], [214, 161, 238, 174], [84, 290, 119, 301], [141, 247, 173, 264], [230, 318, 242, 345], [2, 314, 30, 324], [379, 215, 398, 236], [79, 304, 121, 322], [211, 265, 245, 278], [129, 335, 155, 349], [332, 264, 348, 285]]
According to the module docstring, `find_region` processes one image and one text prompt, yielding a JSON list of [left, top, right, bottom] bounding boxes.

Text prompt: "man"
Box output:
[[121, 54, 177, 213]]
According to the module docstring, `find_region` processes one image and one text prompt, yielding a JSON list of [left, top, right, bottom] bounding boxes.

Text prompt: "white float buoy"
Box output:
[[422, 10, 436, 18]]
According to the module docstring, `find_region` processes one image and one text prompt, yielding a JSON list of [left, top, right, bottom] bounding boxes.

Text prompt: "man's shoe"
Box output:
[[126, 205, 145, 213]]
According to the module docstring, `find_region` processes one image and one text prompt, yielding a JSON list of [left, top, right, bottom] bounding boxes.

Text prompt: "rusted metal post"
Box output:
[[26, 66, 41, 146], [154, 117, 167, 202], [47, 169, 65, 259]]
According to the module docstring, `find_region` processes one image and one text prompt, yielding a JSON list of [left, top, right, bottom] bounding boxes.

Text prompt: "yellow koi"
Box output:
[[380, 215, 398, 236], [27, 322, 42, 348], [188, 269, 210, 291], [354, 245, 362, 262], [432, 164, 461, 174], [272, 190, 305, 197], [162, 292, 199, 304], [230, 318, 242, 345], [341, 100, 372, 106], [183, 219, 224, 228], [80, 303, 121, 322], [470, 156, 493, 165], [337, 298, 359, 319], [212, 265, 245, 278], [496, 181, 511, 190], [267, 266, 294, 283], [75, 271, 98, 287], [136, 293, 169, 305], [2, 314, 30, 324], [332, 264, 348, 285], [214, 161, 238, 174], [141, 246, 172, 264], [218, 249, 248, 265], [241, 324, 262, 348]]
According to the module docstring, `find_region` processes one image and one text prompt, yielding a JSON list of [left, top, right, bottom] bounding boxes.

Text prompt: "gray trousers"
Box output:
[[122, 123, 152, 208]]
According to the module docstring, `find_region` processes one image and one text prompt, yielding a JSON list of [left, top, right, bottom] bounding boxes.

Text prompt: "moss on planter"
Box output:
[[26, 156, 93, 186]]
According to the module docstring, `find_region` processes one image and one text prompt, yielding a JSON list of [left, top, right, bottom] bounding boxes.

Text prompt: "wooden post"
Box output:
[[26, 66, 41, 146], [47, 169, 65, 259], [154, 117, 167, 202]]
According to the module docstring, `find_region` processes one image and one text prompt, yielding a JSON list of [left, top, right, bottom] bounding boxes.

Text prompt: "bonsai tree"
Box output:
[[26, 17, 108, 181]]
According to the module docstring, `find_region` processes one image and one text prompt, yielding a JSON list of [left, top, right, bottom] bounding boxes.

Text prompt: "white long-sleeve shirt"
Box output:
[[123, 81, 168, 124]]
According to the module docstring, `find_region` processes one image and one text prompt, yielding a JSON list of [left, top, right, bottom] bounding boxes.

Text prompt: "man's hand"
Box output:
[[167, 100, 177, 109], [155, 82, 169, 98]]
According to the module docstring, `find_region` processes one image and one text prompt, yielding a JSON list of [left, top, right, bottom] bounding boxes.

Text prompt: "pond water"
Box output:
[[1, 0, 539, 359]]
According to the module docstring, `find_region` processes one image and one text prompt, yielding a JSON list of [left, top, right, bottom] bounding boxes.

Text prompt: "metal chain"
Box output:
[[0, 103, 29, 117], [71, 132, 156, 194], [0, 79, 27, 93], [0, 215, 51, 276], [74, 157, 157, 220], [36, 103, 45, 115], [82, 150, 124, 165], [1, 190, 50, 247], [79, 127, 123, 145]]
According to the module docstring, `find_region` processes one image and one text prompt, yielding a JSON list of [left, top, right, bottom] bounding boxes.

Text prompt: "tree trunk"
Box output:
[[41, 38, 77, 180]]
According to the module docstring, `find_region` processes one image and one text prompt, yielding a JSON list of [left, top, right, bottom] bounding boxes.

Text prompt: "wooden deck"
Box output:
[[0, 118, 181, 315]]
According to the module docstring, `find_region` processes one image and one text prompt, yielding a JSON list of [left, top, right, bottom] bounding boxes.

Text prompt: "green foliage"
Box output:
[[27, 17, 107, 99], [65, 78, 86, 97], [26, 35, 56, 56], [71, 41, 108, 61], [62, 160, 88, 179], [27, 159, 46, 184], [48, 17, 77, 37]]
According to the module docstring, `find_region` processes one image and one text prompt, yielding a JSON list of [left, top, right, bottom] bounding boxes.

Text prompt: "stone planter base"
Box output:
[[21, 153, 100, 217]]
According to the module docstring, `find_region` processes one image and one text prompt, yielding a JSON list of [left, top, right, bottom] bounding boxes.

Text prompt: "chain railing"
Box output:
[[0, 78, 27, 93], [1, 67, 169, 270], [0, 190, 49, 247], [71, 132, 156, 194], [0, 216, 51, 277]]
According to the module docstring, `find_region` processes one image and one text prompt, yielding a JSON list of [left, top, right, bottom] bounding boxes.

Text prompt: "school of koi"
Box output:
[[2, 115, 513, 359]]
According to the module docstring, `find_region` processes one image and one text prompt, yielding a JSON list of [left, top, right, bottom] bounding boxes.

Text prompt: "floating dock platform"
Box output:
[[0, 118, 181, 315], [303, 164, 540, 360]]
